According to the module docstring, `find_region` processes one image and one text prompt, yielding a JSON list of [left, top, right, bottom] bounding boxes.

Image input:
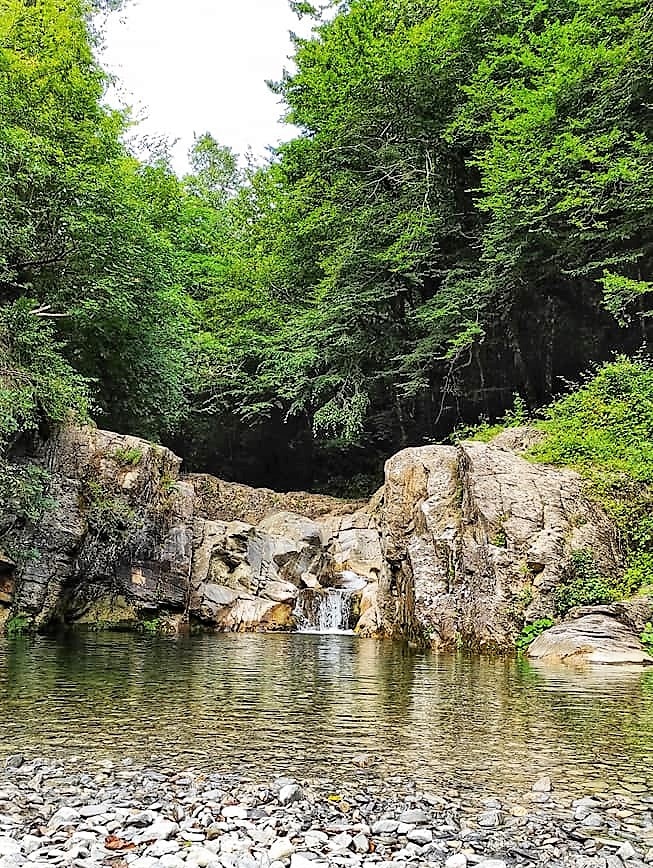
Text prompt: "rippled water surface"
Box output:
[[1, 633, 652, 792]]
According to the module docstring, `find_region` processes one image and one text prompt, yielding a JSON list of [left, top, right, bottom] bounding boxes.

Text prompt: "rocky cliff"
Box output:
[[1, 422, 651, 661]]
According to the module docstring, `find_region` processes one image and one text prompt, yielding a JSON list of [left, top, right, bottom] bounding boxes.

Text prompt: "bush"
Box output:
[[0, 300, 89, 452], [554, 549, 622, 615], [516, 618, 554, 651], [113, 447, 143, 467], [641, 623, 653, 654], [531, 357, 653, 600]]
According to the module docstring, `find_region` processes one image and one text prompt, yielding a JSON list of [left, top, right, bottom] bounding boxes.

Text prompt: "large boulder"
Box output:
[[528, 613, 653, 666], [248, 511, 326, 589], [321, 508, 383, 588], [10, 425, 193, 629], [377, 438, 622, 650]]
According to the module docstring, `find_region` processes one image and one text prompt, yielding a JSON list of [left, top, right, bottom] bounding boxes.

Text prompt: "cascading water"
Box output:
[[293, 588, 353, 634]]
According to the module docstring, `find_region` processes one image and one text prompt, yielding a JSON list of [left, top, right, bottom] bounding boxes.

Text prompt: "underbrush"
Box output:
[[531, 356, 653, 597]]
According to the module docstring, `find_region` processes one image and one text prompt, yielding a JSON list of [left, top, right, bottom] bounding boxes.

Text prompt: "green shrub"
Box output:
[[141, 617, 160, 634], [84, 481, 137, 540], [6, 613, 33, 636], [113, 447, 143, 467], [530, 357, 653, 601], [516, 618, 554, 651], [641, 623, 653, 654], [553, 549, 621, 615], [0, 460, 54, 563], [453, 394, 530, 444]]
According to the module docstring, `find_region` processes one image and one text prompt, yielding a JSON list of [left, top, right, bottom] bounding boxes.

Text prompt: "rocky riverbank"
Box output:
[[2, 422, 652, 662], [0, 756, 651, 868]]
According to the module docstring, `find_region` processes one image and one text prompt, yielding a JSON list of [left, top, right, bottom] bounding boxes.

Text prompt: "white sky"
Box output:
[[100, 0, 312, 173]]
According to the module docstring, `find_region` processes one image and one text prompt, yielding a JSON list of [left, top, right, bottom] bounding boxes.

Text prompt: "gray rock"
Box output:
[[528, 614, 653, 666], [477, 811, 503, 828], [0, 839, 20, 858], [532, 776, 552, 792], [617, 842, 638, 860], [269, 839, 295, 861], [399, 810, 429, 824], [581, 813, 605, 829], [278, 785, 303, 806], [48, 807, 81, 829], [372, 820, 399, 835], [406, 828, 433, 845]]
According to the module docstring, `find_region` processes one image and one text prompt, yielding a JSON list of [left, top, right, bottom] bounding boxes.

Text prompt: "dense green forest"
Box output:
[[0, 0, 652, 502]]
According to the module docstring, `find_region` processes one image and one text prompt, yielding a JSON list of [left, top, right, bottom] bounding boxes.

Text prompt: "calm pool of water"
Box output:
[[1, 633, 652, 793]]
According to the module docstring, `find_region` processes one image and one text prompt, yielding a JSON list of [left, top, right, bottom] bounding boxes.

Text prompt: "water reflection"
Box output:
[[0, 633, 651, 793]]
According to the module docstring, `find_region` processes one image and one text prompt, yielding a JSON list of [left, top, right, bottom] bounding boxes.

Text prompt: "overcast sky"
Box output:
[[100, 0, 312, 173]]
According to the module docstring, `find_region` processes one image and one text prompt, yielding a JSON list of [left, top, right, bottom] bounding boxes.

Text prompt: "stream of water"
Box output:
[[1, 632, 652, 794]]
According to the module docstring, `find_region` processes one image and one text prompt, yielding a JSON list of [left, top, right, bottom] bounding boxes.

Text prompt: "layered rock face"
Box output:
[[377, 438, 623, 649], [2, 423, 650, 659], [3, 425, 381, 635]]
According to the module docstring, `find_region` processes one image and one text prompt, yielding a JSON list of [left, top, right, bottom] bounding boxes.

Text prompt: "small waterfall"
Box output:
[[294, 588, 353, 634]]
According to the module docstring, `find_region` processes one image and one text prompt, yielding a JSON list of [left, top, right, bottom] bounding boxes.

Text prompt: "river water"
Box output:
[[1, 632, 652, 794]]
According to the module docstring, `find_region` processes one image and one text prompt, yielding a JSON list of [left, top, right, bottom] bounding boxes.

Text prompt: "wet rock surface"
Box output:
[[0, 757, 651, 868]]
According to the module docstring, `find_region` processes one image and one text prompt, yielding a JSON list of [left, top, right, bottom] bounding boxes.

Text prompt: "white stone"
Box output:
[[372, 820, 399, 835], [147, 841, 180, 857], [187, 846, 219, 867], [268, 839, 295, 861], [141, 820, 179, 841], [477, 862, 507, 868], [532, 777, 552, 793], [290, 856, 328, 868], [352, 833, 368, 853], [400, 810, 429, 824], [407, 828, 433, 845], [128, 859, 160, 868], [48, 807, 81, 830], [617, 842, 638, 860], [0, 839, 20, 858], [445, 855, 468, 868], [329, 832, 353, 850], [79, 803, 113, 818], [222, 806, 248, 820], [581, 813, 605, 828], [160, 856, 185, 868], [278, 785, 302, 806]]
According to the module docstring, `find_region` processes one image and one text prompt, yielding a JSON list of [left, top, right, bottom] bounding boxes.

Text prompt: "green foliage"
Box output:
[[140, 617, 160, 634], [84, 480, 138, 541], [1, 0, 653, 495], [554, 548, 621, 615], [641, 623, 653, 655], [532, 357, 653, 598], [453, 394, 530, 444], [0, 456, 54, 564], [516, 618, 554, 651], [0, 0, 194, 441], [0, 300, 89, 451], [6, 613, 33, 636], [113, 447, 143, 467]]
